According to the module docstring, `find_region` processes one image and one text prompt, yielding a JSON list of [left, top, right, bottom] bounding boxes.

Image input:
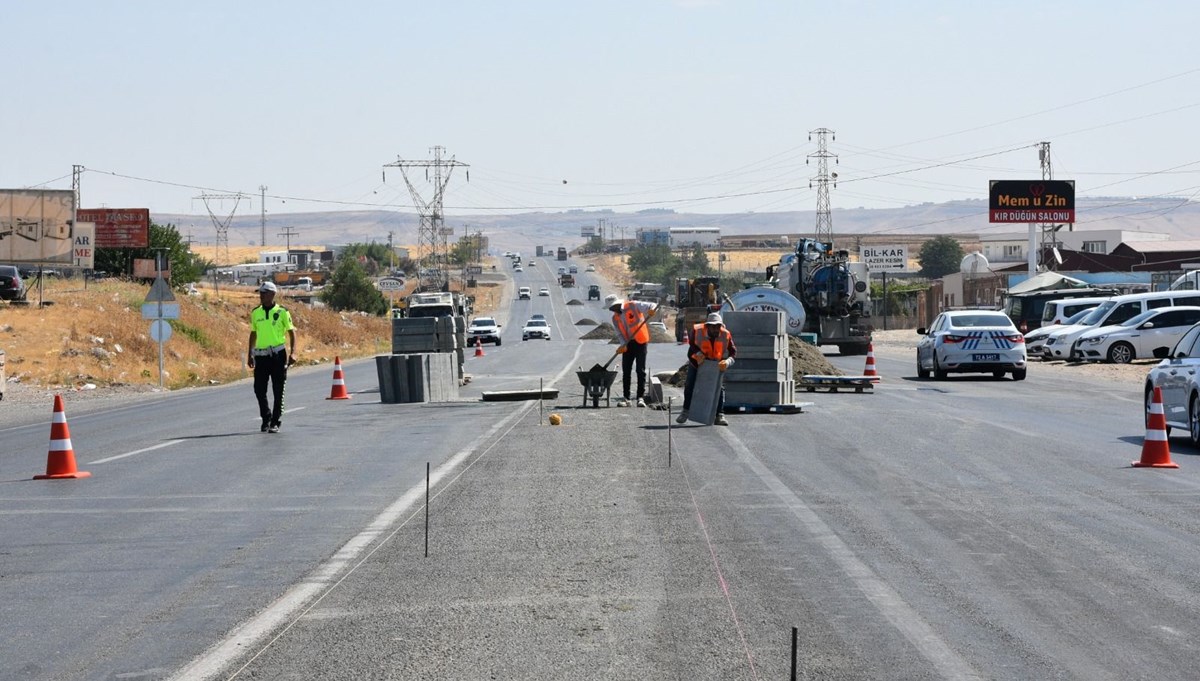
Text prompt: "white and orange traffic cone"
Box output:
[[326, 356, 351, 400], [1133, 386, 1177, 468], [475, 337, 484, 357], [680, 329, 689, 346], [34, 395, 91, 480], [863, 342, 880, 382]]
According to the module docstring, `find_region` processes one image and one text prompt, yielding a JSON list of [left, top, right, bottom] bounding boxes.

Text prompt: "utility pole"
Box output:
[[382, 145, 469, 292], [387, 231, 395, 274], [807, 128, 838, 245], [259, 185, 268, 247], [278, 226, 299, 254], [196, 192, 245, 266]]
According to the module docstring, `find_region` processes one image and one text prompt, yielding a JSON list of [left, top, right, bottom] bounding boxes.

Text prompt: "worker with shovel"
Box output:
[[676, 312, 737, 426], [606, 294, 658, 407]]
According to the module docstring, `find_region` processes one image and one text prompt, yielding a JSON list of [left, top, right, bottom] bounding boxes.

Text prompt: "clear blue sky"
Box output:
[[5, 1, 1198, 219]]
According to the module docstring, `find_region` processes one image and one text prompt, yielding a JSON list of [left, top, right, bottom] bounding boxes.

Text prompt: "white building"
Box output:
[[669, 227, 721, 249], [980, 228, 1171, 265]]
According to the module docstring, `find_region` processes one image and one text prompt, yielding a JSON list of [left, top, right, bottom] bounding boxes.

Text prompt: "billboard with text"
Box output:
[[76, 208, 150, 248], [0, 189, 74, 264]]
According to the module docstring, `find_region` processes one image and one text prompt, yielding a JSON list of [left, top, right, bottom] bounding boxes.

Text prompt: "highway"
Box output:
[[4, 256, 1200, 680]]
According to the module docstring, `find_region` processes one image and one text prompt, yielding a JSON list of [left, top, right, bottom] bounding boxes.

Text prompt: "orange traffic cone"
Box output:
[[1133, 386, 1177, 468], [34, 395, 91, 480], [475, 337, 484, 357], [326, 356, 351, 400], [863, 343, 880, 382]]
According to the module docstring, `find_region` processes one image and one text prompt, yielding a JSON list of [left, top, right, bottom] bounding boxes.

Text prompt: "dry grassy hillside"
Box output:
[[0, 279, 390, 390]]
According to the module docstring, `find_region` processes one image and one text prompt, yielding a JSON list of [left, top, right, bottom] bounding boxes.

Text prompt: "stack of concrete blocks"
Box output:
[[721, 310, 796, 408], [375, 353, 459, 404], [379, 316, 463, 403]]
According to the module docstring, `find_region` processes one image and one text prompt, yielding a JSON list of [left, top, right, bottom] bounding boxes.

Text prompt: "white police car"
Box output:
[[917, 310, 1027, 380]]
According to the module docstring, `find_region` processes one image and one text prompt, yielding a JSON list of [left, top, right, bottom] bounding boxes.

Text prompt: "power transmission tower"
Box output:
[[807, 128, 838, 245], [259, 185, 268, 247], [1037, 141, 1061, 271], [196, 192, 245, 265], [382, 146, 469, 291]]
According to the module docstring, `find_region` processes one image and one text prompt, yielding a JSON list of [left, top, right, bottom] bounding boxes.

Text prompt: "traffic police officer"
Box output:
[[247, 281, 297, 433]]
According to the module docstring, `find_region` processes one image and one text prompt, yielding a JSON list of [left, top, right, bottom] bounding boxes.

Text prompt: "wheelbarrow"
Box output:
[[576, 364, 618, 408]]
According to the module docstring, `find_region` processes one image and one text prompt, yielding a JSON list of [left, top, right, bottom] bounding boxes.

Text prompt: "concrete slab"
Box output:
[[723, 310, 785, 335], [687, 361, 723, 425]]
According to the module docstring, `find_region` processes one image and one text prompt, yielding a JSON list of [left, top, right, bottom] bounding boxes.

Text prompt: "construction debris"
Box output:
[[566, 299, 584, 306], [580, 324, 617, 340], [575, 318, 598, 326]]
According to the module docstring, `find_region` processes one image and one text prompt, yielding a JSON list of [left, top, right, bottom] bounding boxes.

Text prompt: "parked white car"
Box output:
[[1145, 322, 1200, 445], [1074, 306, 1200, 363], [1025, 307, 1095, 359], [468, 316, 502, 346]]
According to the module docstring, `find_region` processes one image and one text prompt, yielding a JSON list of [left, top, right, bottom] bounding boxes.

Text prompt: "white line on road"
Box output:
[[89, 440, 183, 465], [170, 342, 586, 681], [716, 428, 984, 681]]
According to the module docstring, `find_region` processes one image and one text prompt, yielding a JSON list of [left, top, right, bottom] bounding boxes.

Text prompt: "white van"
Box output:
[[1044, 290, 1200, 360], [1040, 296, 1110, 327], [517, 286, 531, 300]]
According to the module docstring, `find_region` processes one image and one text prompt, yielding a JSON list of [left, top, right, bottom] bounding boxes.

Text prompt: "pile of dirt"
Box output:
[[789, 336, 842, 378], [610, 326, 674, 344], [566, 299, 584, 306], [575, 318, 598, 326], [580, 324, 617, 340], [662, 336, 841, 387]]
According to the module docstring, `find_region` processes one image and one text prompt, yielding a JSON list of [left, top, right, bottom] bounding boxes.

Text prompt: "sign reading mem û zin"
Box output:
[[989, 180, 1075, 224], [76, 208, 150, 248]]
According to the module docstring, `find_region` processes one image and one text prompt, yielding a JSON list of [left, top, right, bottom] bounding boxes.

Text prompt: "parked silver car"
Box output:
[[1145, 322, 1200, 445]]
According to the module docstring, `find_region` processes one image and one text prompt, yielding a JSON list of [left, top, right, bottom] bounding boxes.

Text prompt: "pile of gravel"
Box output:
[[566, 299, 584, 306], [575, 318, 598, 326], [788, 336, 843, 377], [580, 324, 617, 340]]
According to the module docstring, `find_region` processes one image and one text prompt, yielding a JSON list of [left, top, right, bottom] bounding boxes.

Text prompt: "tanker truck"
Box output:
[[726, 238, 872, 355]]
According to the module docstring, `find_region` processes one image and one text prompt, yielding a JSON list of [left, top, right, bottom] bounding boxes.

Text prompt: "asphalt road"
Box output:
[[6, 258, 1200, 680]]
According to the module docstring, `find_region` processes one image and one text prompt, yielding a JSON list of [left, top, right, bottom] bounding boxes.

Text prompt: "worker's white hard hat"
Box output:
[[705, 312, 723, 325], [604, 294, 622, 308], [258, 281, 278, 293]]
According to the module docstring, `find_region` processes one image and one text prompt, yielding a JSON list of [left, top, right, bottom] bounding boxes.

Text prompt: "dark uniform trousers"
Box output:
[[254, 349, 288, 426], [621, 340, 648, 400]]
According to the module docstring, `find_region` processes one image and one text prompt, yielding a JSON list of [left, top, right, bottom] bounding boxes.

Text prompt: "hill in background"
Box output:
[[154, 197, 1200, 257]]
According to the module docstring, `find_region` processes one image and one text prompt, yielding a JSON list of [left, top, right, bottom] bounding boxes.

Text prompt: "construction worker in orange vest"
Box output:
[[676, 312, 737, 426], [606, 293, 659, 407]]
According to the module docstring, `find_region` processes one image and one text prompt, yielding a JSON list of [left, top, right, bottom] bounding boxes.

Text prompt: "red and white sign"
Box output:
[[76, 208, 150, 248]]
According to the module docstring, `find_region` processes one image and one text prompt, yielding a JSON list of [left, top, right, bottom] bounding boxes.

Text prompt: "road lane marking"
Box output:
[[715, 428, 983, 681], [89, 440, 183, 465], [170, 342, 585, 680]]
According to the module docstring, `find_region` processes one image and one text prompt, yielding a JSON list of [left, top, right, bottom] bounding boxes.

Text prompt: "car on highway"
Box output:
[[917, 310, 1027, 380], [1074, 306, 1200, 364], [518, 286, 531, 300], [569, 265, 578, 274], [538, 287, 550, 296], [1145, 321, 1200, 445], [1025, 307, 1097, 358], [530, 313, 546, 321], [514, 265, 523, 273], [586, 264, 595, 272], [522, 318, 552, 341], [468, 316, 503, 346], [528, 259, 536, 267], [649, 321, 668, 336], [0, 265, 25, 301]]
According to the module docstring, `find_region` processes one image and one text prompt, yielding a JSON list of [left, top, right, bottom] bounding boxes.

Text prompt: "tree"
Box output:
[[320, 256, 388, 315], [917, 235, 965, 279], [93, 222, 209, 286]]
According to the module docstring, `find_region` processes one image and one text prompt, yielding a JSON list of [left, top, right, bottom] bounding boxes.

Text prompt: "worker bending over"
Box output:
[[606, 294, 658, 408], [676, 312, 736, 426]]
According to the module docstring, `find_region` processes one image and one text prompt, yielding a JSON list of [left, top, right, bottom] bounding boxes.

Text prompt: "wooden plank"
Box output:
[[481, 389, 560, 402]]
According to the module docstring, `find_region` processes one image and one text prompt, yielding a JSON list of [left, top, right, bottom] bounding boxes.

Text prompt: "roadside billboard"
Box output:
[[988, 180, 1075, 224], [73, 222, 96, 269], [76, 208, 150, 248], [860, 244, 910, 271], [0, 189, 74, 264]]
